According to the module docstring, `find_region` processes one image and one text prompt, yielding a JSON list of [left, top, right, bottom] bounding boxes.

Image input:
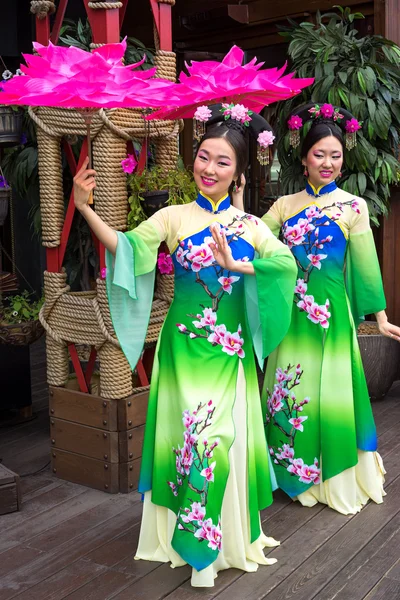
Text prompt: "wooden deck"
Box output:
[[0, 337, 399, 600]]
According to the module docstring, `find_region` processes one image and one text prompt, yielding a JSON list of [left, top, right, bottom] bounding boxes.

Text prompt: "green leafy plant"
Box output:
[[1, 291, 44, 324], [127, 164, 197, 229], [59, 19, 155, 69], [274, 5, 400, 224]]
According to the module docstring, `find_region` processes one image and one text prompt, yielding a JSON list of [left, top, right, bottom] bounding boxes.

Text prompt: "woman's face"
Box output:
[[194, 137, 237, 202], [303, 135, 343, 188]]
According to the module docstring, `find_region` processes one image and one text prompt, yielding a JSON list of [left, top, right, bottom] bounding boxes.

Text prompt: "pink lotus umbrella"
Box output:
[[0, 40, 178, 195], [147, 45, 314, 121]]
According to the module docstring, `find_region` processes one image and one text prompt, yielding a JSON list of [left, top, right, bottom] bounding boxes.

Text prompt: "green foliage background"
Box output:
[[274, 6, 400, 224]]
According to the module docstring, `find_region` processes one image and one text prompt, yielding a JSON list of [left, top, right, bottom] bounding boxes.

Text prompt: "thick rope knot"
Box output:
[[30, 0, 56, 18], [158, 0, 176, 5]]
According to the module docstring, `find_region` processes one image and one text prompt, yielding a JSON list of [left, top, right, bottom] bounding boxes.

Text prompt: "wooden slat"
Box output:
[[49, 418, 119, 463], [59, 569, 135, 600], [51, 449, 119, 494], [49, 387, 118, 431]]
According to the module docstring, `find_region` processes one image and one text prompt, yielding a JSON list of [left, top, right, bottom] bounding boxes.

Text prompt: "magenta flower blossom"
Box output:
[[186, 242, 215, 272], [287, 114, 303, 130], [157, 252, 173, 275], [345, 118, 361, 133], [320, 103, 335, 118], [284, 223, 306, 246], [230, 103, 252, 124], [201, 461, 216, 482], [121, 154, 138, 174], [307, 253, 328, 270], [351, 200, 361, 214], [100, 267, 107, 280], [218, 275, 240, 294], [289, 416, 308, 432], [148, 45, 314, 121], [208, 324, 228, 346], [176, 323, 187, 333], [305, 205, 321, 220], [306, 301, 331, 328], [181, 501, 206, 523], [276, 444, 295, 461]]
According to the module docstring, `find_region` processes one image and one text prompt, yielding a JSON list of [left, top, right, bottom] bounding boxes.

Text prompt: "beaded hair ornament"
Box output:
[[287, 102, 362, 151], [194, 103, 275, 165]]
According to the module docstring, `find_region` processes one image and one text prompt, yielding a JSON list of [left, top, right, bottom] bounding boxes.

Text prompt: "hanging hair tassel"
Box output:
[[345, 118, 361, 150], [289, 129, 301, 149], [287, 115, 303, 149], [257, 130, 275, 166], [257, 144, 270, 165], [193, 118, 206, 141], [193, 106, 212, 142]]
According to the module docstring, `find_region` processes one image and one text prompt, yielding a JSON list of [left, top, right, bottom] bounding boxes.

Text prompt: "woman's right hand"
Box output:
[[73, 157, 96, 212]]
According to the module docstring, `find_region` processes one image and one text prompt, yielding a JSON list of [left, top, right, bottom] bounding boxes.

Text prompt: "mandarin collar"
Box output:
[[306, 180, 337, 198], [195, 191, 230, 214]]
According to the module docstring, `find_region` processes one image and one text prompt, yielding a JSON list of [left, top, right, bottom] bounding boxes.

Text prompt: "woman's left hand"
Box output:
[[378, 321, 400, 342], [209, 224, 237, 271]]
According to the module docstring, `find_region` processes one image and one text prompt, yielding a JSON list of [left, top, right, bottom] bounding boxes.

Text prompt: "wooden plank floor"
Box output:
[[0, 337, 399, 600]]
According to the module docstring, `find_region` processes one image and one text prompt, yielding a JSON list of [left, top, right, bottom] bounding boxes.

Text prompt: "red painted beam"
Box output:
[[149, 0, 160, 33], [159, 3, 172, 51], [85, 346, 98, 385], [136, 358, 150, 387], [68, 344, 90, 393], [50, 0, 69, 44], [119, 0, 129, 29], [83, 0, 121, 44], [35, 16, 51, 45], [46, 248, 60, 273]]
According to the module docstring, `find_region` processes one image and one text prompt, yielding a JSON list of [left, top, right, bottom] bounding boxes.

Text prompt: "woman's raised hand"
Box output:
[[209, 223, 237, 271], [231, 174, 246, 211], [73, 157, 96, 212]]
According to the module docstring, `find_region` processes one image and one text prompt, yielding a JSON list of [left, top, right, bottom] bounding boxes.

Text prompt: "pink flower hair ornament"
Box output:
[[287, 102, 363, 151]]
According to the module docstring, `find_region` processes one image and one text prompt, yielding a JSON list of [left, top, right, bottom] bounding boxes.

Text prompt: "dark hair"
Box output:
[[196, 122, 248, 195], [301, 121, 344, 158]]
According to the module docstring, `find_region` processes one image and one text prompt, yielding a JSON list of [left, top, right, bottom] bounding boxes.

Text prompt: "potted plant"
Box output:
[[357, 322, 400, 400], [123, 159, 198, 227], [0, 290, 44, 346], [0, 69, 24, 146], [273, 5, 400, 224], [0, 171, 11, 226]]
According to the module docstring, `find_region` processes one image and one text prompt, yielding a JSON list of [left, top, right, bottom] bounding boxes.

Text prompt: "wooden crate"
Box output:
[[0, 464, 21, 515], [48, 386, 149, 494]]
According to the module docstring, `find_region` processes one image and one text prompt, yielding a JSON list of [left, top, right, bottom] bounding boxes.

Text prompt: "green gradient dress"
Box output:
[[106, 192, 297, 586], [262, 182, 386, 514]]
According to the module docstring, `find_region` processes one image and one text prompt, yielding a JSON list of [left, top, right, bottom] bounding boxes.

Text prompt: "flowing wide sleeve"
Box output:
[[261, 196, 285, 238], [105, 215, 166, 370], [345, 199, 386, 325], [245, 218, 297, 368]]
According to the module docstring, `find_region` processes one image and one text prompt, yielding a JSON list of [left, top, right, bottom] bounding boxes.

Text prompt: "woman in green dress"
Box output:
[[234, 103, 400, 515], [73, 110, 297, 586]]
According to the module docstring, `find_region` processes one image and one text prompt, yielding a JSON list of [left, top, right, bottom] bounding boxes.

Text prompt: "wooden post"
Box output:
[[374, 0, 400, 324]]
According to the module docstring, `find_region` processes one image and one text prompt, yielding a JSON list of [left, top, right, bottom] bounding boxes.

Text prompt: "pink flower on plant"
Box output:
[[307, 301, 331, 328], [201, 461, 216, 482], [208, 324, 227, 346], [268, 392, 284, 415], [218, 275, 240, 294], [276, 444, 295, 461], [288, 416, 308, 432], [193, 307, 217, 330], [345, 118, 361, 133], [182, 409, 198, 429], [351, 200, 361, 214], [294, 278, 307, 296], [307, 253, 327, 270], [221, 329, 245, 358], [157, 252, 173, 274], [121, 154, 137, 174], [287, 115, 303, 130], [194, 105, 212, 122], [276, 367, 293, 383], [257, 130, 275, 148], [320, 103, 334, 118]]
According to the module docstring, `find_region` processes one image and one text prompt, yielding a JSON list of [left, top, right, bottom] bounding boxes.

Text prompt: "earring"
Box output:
[[338, 172, 343, 178], [303, 166, 309, 178], [233, 184, 239, 193]]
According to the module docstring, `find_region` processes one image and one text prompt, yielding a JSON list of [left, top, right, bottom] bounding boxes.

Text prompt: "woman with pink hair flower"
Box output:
[[73, 102, 298, 586], [233, 102, 400, 515]]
